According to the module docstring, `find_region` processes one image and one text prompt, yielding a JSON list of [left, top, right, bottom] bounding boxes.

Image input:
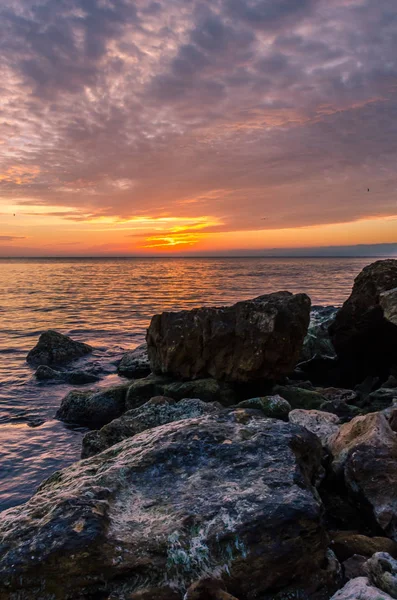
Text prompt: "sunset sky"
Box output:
[[1, 0, 397, 256]]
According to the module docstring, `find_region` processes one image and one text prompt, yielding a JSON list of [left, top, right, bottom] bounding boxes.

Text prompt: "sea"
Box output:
[[0, 256, 380, 510]]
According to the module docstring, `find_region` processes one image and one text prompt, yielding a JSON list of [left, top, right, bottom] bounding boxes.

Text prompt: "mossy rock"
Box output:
[[237, 395, 291, 420], [273, 385, 327, 410]]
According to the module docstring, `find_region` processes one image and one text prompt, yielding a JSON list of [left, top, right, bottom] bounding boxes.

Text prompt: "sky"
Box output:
[[0, 0, 397, 256]]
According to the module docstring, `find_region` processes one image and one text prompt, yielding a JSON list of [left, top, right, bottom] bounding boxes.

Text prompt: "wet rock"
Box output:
[[329, 412, 397, 539], [289, 409, 340, 448], [82, 397, 222, 458], [330, 577, 395, 600], [365, 552, 397, 598], [273, 385, 327, 410], [330, 532, 397, 562], [35, 365, 101, 385], [0, 412, 328, 600], [27, 330, 93, 366], [329, 259, 397, 383], [236, 394, 291, 420], [147, 291, 311, 382], [56, 383, 131, 428], [117, 343, 151, 379]]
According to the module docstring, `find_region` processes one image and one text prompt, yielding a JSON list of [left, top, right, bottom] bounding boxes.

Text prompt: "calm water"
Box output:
[[0, 257, 377, 510]]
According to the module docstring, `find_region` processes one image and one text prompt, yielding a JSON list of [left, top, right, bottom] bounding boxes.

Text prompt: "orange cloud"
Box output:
[[0, 165, 41, 185]]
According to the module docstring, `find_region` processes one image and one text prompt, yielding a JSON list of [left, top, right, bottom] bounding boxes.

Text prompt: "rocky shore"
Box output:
[[1, 259, 397, 600]]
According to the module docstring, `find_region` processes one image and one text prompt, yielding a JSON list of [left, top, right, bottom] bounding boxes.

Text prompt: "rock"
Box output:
[[185, 578, 239, 599], [366, 388, 397, 411], [300, 305, 338, 363], [319, 400, 361, 420], [383, 375, 397, 389], [289, 409, 340, 448], [124, 588, 180, 600], [329, 412, 397, 539], [82, 397, 222, 458], [389, 409, 397, 432], [330, 577, 395, 600], [125, 375, 238, 410], [35, 365, 101, 385], [329, 260, 397, 383], [236, 395, 291, 420], [117, 343, 151, 379], [273, 385, 327, 410], [35, 365, 63, 380], [342, 555, 367, 580], [320, 388, 358, 404], [330, 531, 397, 562], [56, 383, 131, 428], [365, 552, 397, 599], [27, 330, 93, 366], [380, 287, 397, 327], [0, 412, 328, 600], [147, 291, 311, 382]]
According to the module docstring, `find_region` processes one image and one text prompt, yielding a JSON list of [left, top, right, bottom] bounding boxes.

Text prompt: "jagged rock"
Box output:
[[117, 343, 151, 379], [383, 375, 397, 389], [329, 412, 397, 539], [125, 375, 238, 410], [236, 395, 291, 420], [300, 305, 338, 362], [330, 577, 395, 600], [319, 400, 361, 420], [365, 552, 397, 598], [56, 383, 131, 428], [35, 365, 100, 385], [147, 292, 311, 382], [381, 288, 397, 327], [27, 330, 92, 366], [82, 397, 222, 458], [330, 531, 397, 562], [0, 412, 328, 600], [273, 385, 327, 409], [329, 260, 397, 383], [289, 409, 340, 448]]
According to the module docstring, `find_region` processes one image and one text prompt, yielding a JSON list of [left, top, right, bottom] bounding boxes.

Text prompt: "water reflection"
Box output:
[[0, 257, 374, 509]]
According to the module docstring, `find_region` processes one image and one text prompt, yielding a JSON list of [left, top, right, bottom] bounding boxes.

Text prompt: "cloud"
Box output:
[[0, 0, 397, 254], [0, 235, 26, 242]]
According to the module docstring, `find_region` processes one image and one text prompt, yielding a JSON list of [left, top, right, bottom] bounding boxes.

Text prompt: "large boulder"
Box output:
[[82, 397, 222, 458], [329, 412, 397, 540], [0, 412, 328, 600], [27, 330, 92, 366], [329, 260, 397, 382], [117, 343, 151, 379], [56, 383, 131, 428], [147, 292, 311, 383], [330, 577, 395, 600]]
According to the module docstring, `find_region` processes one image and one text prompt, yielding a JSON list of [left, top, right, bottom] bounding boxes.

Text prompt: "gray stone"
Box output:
[[27, 330, 92, 366], [0, 412, 327, 600], [289, 409, 340, 448], [365, 553, 397, 599], [330, 577, 394, 600], [56, 383, 131, 428], [237, 395, 291, 420], [117, 343, 151, 379]]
